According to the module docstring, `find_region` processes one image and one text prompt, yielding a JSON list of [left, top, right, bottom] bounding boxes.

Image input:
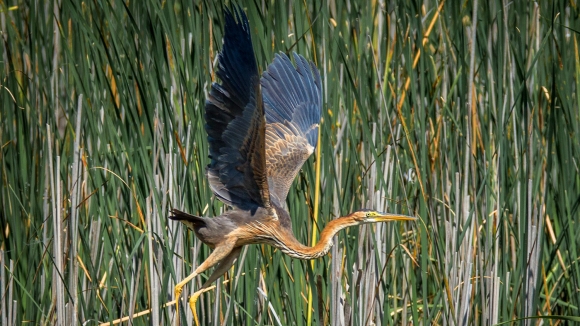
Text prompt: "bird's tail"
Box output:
[[169, 208, 206, 227]]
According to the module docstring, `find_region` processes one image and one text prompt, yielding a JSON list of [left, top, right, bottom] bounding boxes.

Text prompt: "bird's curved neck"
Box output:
[[274, 216, 357, 260]]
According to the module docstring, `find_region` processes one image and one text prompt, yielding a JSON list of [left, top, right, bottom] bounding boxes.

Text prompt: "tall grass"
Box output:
[[1, 0, 579, 325]]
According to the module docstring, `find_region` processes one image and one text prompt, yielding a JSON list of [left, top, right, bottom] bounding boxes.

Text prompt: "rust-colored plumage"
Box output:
[[170, 7, 415, 325]]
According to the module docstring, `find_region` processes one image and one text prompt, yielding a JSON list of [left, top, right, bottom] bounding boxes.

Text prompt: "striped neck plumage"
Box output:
[[271, 216, 359, 260]]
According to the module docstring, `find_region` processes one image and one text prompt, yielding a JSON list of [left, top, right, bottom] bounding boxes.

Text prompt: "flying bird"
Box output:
[[170, 6, 415, 324]]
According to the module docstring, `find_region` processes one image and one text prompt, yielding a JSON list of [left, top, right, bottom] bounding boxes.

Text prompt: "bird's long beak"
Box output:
[[373, 213, 417, 222]]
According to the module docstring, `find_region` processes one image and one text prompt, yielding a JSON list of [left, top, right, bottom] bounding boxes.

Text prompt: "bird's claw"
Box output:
[[190, 293, 201, 326], [175, 286, 183, 303], [174, 285, 184, 325], [189, 285, 216, 326]]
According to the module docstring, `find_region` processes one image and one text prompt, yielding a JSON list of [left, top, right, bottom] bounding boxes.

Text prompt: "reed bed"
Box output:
[[1, 0, 579, 325]]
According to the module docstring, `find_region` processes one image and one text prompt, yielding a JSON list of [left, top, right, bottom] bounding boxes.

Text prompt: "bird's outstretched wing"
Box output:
[[205, 7, 271, 211], [261, 53, 322, 205]]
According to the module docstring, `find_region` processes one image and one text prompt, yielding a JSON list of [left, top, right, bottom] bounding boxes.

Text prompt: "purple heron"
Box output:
[[170, 6, 416, 324]]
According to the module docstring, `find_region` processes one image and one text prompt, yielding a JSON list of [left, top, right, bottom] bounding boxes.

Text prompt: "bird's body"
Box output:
[[172, 205, 371, 260], [170, 6, 415, 325], [172, 207, 288, 250]]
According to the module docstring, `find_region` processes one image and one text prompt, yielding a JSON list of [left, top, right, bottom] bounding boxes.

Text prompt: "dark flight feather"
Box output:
[[261, 53, 322, 205], [205, 6, 271, 212]]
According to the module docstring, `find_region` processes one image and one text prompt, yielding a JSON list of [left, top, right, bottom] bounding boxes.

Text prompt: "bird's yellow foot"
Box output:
[[174, 285, 184, 324], [190, 285, 216, 326]]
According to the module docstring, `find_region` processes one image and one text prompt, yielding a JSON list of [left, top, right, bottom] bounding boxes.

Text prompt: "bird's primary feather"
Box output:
[[204, 7, 321, 217], [204, 7, 271, 212], [262, 53, 322, 205]]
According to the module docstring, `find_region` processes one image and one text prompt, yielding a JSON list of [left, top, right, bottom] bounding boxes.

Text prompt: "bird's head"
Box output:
[[350, 209, 416, 224]]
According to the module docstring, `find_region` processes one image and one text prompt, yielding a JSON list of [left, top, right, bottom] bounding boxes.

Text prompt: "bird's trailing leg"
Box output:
[[190, 247, 242, 326], [174, 239, 237, 325]]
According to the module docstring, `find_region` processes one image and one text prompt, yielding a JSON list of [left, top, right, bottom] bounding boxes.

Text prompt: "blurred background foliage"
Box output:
[[1, 0, 579, 325]]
